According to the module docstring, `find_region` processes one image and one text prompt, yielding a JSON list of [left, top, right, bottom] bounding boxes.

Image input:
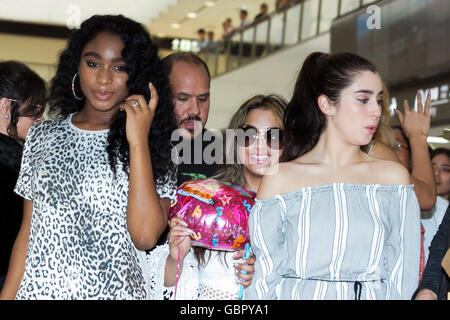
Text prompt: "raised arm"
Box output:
[[123, 83, 169, 250], [396, 92, 436, 210]]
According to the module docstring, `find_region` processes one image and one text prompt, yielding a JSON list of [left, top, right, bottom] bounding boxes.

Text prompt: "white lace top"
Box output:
[[147, 243, 242, 300]]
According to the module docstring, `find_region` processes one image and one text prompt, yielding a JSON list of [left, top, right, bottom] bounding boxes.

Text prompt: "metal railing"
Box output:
[[198, 0, 379, 78]]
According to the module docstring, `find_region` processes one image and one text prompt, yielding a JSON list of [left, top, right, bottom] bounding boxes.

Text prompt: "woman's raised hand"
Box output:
[[120, 82, 158, 148], [396, 91, 431, 140]]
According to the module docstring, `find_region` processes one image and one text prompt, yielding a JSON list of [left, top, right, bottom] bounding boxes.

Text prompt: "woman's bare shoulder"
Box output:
[[368, 157, 410, 185], [257, 161, 305, 200]]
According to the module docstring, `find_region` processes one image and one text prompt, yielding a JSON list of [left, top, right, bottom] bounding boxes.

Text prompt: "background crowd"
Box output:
[[0, 10, 448, 300]]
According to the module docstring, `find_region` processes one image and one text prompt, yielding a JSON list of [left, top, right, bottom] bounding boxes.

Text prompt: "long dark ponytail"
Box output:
[[281, 52, 378, 162]]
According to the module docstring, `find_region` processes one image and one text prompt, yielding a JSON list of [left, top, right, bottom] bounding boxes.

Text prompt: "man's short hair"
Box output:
[[162, 52, 211, 82], [198, 28, 205, 34]]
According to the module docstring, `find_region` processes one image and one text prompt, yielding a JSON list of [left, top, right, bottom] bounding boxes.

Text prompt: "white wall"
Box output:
[[0, 31, 331, 131], [0, 33, 65, 82], [207, 33, 330, 130]]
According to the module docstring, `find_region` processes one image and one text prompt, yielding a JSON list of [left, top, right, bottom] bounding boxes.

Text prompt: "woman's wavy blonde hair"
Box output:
[[193, 94, 287, 267], [213, 94, 287, 188]]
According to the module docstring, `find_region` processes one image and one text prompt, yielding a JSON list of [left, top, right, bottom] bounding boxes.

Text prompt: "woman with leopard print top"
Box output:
[[0, 15, 177, 300]]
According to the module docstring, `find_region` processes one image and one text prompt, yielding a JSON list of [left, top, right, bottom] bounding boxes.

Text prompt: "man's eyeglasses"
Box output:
[[236, 125, 283, 150]]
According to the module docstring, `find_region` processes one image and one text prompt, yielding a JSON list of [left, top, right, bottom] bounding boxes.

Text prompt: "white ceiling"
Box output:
[[429, 124, 450, 149], [0, 0, 270, 39], [0, 0, 178, 26], [147, 0, 270, 39]]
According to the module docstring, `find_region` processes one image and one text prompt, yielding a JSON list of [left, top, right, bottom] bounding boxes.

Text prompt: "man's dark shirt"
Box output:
[[176, 129, 222, 186], [153, 129, 222, 247]]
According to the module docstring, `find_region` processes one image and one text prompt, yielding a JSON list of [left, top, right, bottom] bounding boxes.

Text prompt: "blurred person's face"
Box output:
[[432, 153, 450, 200], [261, 5, 268, 15], [170, 61, 210, 139], [392, 128, 411, 171], [237, 108, 283, 179]]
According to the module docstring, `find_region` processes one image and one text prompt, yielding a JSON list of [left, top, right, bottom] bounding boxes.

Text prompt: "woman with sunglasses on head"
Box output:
[[245, 52, 421, 300], [0, 61, 46, 291], [147, 94, 287, 299], [0, 15, 176, 300]]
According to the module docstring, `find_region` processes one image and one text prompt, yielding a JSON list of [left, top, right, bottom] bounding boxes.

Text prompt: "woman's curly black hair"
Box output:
[[48, 15, 176, 184]]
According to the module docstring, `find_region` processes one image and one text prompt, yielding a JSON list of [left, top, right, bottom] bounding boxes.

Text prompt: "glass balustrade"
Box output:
[[197, 0, 379, 77]]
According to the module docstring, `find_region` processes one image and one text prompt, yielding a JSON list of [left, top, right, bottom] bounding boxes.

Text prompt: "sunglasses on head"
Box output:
[[236, 125, 283, 149], [5, 98, 44, 117]]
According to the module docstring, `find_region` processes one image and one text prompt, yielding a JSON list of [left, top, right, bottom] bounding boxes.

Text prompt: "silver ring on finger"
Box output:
[[129, 100, 139, 108]]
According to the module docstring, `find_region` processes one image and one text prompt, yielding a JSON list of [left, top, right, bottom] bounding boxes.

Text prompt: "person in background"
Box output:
[[147, 94, 287, 300], [431, 148, 450, 202], [0, 14, 176, 300], [362, 88, 435, 279], [421, 148, 450, 263], [205, 31, 217, 54], [254, 3, 269, 22], [275, 0, 291, 11], [388, 95, 438, 275], [246, 52, 421, 300], [0, 61, 46, 291], [162, 52, 220, 187], [363, 88, 436, 212], [391, 126, 411, 170], [238, 9, 251, 29], [414, 203, 450, 300], [197, 28, 209, 53], [156, 53, 220, 248], [222, 18, 235, 39], [390, 120, 436, 212], [207, 31, 215, 43], [392, 94, 436, 210]]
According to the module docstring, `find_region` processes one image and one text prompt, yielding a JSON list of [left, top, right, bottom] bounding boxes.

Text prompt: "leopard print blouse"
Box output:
[[14, 114, 176, 299]]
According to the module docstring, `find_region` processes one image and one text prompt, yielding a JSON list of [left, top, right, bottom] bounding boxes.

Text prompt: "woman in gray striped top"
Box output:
[[245, 52, 421, 300]]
